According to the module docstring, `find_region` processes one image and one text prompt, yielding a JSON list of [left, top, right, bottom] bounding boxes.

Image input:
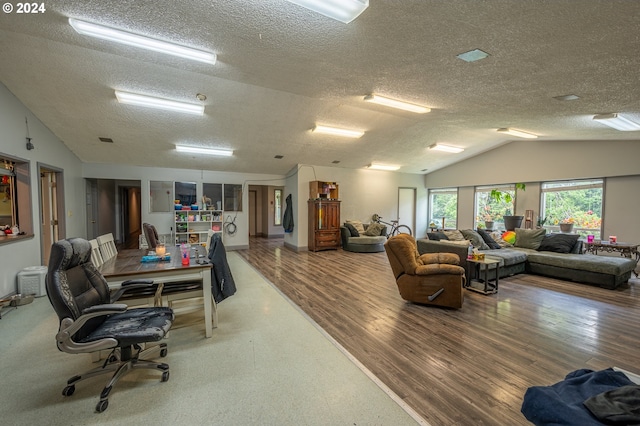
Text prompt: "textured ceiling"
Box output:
[[1, 1, 639, 175]]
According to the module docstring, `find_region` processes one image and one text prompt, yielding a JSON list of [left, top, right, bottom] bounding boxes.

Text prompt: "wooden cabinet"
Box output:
[[308, 200, 341, 251], [309, 180, 339, 200]]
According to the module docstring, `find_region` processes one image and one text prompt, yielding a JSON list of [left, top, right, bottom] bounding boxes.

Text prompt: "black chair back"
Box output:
[[46, 238, 111, 340]]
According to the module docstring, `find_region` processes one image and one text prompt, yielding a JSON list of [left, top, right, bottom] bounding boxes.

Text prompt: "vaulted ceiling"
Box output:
[[1, 1, 639, 175]]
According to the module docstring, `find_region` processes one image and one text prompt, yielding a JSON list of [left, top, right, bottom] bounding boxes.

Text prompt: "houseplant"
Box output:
[[559, 217, 574, 233], [489, 183, 526, 230]]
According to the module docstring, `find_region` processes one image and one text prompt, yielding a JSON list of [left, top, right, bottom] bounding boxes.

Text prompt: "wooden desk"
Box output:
[[98, 247, 216, 338]]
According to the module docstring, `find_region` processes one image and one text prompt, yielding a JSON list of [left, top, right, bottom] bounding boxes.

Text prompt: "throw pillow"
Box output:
[[477, 228, 501, 249], [443, 229, 465, 241], [460, 229, 490, 250], [344, 223, 359, 237], [427, 232, 449, 241], [514, 228, 547, 250], [346, 220, 366, 235], [537, 233, 580, 253], [364, 222, 385, 236], [501, 230, 517, 245], [490, 230, 513, 247]]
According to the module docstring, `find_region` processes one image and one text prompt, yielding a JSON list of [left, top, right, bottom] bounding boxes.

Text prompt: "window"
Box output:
[[428, 188, 457, 229], [274, 189, 282, 226], [541, 179, 603, 238], [474, 184, 515, 230], [224, 184, 243, 212], [0, 154, 32, 237]]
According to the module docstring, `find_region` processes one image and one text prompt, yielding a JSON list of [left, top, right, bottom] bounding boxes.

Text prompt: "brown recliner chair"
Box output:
[[384, 234, 466, 309]]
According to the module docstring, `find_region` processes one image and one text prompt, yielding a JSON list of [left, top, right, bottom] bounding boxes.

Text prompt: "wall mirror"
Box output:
[[175, 181, 197, 207], [149, 180, 173, 212], [274, 189, 282, 226]]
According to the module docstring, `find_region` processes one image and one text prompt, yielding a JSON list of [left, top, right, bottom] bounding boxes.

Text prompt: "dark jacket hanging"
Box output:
[[283, 194, 294, 233], [207, 233, 236, 303]]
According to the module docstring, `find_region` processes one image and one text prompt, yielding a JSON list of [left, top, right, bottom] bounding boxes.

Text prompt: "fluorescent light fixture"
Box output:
[[285, 0, 369, 23], [593, 113, 640, 131], [312, 125, 364, 138], [175, 145, 233, 156], [363, 95, 430, 114], [115, 91, 204, 115], [367, 163, 400, 171], [497, 128, 538, 139], [428, 143, 464, 153], [69, 18, 216, 64], [456, 49, 489, 62]]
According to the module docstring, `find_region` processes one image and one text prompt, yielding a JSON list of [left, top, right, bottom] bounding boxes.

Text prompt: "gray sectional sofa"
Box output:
[[417, 230, 637, 289]]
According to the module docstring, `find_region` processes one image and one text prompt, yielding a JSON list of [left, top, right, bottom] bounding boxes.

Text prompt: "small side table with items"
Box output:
[[465, 256, 501, 295]]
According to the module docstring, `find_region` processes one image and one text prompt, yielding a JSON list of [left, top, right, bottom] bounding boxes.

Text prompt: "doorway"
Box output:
[[398, 187, 416, 234], [39, 164, 65, 265]]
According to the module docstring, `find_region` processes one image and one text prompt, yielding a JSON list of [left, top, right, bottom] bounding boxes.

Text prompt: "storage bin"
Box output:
[[17, 266, 48, 297]]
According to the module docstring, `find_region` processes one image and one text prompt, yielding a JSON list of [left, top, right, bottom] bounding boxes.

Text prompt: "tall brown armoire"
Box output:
[[308, 181, 341, 252]]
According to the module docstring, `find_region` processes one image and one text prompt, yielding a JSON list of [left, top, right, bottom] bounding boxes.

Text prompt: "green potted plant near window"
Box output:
[[489, 183, 525, 231]]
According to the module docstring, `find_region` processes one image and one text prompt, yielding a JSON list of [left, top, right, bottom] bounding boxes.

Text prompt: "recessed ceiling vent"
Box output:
[[99, 137, 114, 143], [274, 155, 284, 159]]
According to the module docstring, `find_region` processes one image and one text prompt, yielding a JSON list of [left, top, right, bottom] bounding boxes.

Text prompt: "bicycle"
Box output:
[[371, 214, 412, 238]]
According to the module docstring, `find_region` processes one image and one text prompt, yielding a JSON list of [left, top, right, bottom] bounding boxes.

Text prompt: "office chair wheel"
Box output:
[[96, 399, 108, 413], [160, 348, 168, 357], [162, 371, 170, 382], [62, 385, 75, 397]]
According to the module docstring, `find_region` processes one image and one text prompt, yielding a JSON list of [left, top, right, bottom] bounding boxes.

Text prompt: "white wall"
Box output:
[[425, 139, 640, 245], [83, 163, 288, 251], [0, 83, 85, 297], [290, 164, 427, 250]]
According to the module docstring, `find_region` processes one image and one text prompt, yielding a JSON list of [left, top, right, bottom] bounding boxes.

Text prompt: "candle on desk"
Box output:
[[156, 243, 166, 256]]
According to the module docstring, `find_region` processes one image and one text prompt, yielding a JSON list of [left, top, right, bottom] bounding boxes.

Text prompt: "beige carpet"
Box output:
[[0, 252, 425, 425]]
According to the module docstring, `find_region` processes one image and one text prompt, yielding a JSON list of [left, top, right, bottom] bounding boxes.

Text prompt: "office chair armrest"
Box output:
[[110, 279, 156, 303], [56, 304, 128, 354]]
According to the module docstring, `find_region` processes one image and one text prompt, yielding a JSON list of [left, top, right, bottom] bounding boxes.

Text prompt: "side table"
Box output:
[[466, 257, 501, 295]]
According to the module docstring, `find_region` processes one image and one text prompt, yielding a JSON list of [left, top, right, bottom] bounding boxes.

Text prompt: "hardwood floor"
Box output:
[[236, 237, 640, 425]]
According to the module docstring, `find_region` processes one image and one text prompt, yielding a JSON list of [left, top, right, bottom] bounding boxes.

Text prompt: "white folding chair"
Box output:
[[96, 233, 117, 261], [89, 239, 104, 268]]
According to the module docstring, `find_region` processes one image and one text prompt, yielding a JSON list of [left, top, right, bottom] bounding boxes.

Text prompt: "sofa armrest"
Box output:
[[340, 226, 351, 246], [417, 239, 469, 269], [419, 252, 460, 265], [415, 264, 465, 276]]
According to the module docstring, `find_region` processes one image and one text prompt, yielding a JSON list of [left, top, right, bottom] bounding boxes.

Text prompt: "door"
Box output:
[[39, 165, 64, 265], [86, 179, 99, 239], [249, 190, 257, 236], [398, 187, 416, 234]]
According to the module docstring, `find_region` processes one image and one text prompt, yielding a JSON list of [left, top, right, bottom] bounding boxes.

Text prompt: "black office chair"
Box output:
[[143, 222, 159, 249], [45, 238, 174, 413]]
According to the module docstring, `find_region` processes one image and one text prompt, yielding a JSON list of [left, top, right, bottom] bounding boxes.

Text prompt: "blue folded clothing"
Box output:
[[141, 254, 171, 262], [521, 368, 635, 425]]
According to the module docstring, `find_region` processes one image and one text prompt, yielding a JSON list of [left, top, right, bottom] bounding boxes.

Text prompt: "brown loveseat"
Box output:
[[384, 234, 466, 309]]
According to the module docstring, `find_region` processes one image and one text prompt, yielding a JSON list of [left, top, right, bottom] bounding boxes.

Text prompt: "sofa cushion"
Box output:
[[537, 233, 580, 254], [526, 252, 637, 275], [461, 229, 490, 250], [443, 230, 465, 241], [344, 223, 359, 237], [484, 248, 529, 267], [514, 228, 547, 250], [364, 222, 386, 236], [346, 220, 366, 234], [427, 232, 448, 241], [477, 228, 501, 249], [348, 235, 387, 244]]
